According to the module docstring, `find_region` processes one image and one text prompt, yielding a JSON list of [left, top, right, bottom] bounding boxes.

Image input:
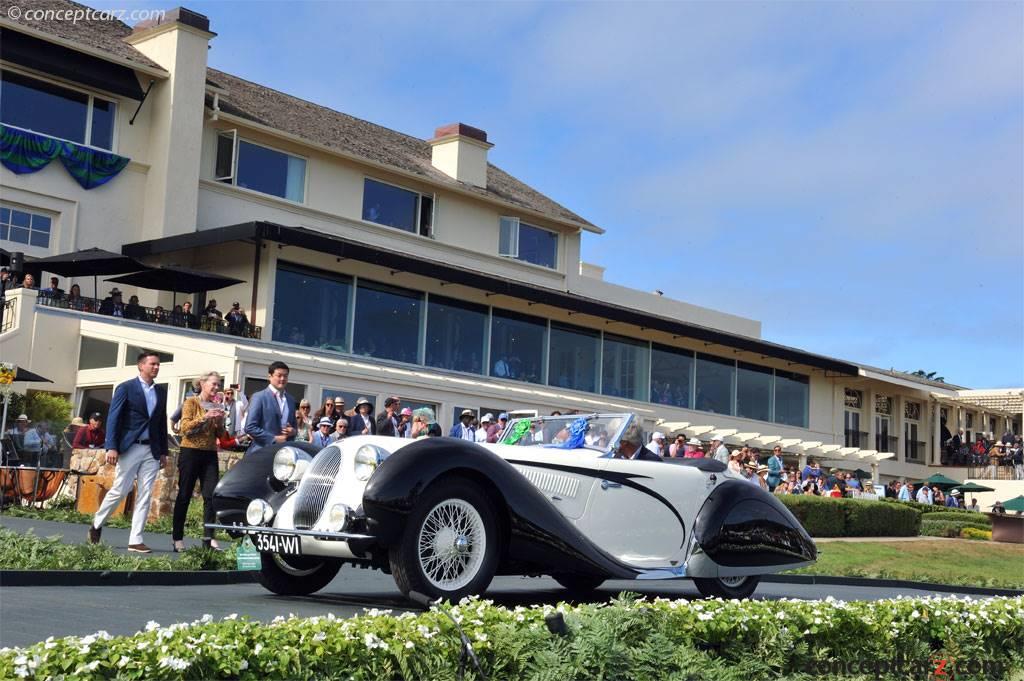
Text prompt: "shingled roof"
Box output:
[[206, 68, 598, 231], [0, 0, 164, 71]]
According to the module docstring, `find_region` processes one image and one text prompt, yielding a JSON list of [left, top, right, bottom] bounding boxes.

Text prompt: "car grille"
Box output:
[[292, 447, 342, 530]]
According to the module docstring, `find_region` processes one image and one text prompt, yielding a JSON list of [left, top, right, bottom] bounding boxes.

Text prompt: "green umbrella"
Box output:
[[995, 495, 1024, 513], [951, 481, 995, 507], [916, 473, 962, 490]]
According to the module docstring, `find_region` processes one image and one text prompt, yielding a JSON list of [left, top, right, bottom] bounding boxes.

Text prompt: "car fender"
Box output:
[[362, 437, 639, 579], [687, 480, 817, 577], [211, 441, 320, 526]]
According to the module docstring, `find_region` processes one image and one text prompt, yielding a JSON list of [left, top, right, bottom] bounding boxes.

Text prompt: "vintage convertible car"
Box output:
[[208, 414, 816, 601]]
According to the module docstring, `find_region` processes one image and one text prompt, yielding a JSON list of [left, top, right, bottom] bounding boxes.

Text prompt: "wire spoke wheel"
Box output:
[[417, 498, 486, 591]]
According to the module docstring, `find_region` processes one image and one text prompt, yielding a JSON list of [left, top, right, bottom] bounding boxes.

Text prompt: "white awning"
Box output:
[[792, 441, 822, 452], [776, 438, 802, 449], [727, 432, 760, 443], [837, 447, 860, 456], [856, 449, 878, 459], [656, 421, 691, 433], [685, 425, 716, 437], [752, 434, 782, 446], [874, 452, 896, 461], [817, 444, 842, 453]]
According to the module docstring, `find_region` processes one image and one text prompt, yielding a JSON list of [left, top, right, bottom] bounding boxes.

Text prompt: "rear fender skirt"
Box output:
[[691, 480, 817, 571], [362, 437, 640, 579]]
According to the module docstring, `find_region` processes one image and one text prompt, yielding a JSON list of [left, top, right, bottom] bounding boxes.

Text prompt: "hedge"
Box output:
[[961, 527, 993, 541], [883, 499, 984, 518], [1, 595, 1021, 680], [779, 495, 920, 537], [0, 529, 236, 571], [925, 511, 992, 526], [920, 519, 993, 539]]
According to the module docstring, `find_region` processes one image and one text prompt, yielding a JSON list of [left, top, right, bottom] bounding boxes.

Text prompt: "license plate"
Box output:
[[252, 532, 302, 555]]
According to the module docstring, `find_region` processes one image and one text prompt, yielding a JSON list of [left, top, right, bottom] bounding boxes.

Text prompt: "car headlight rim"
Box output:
[[273, 447, 311, 483], [246, 499, 274, 526], [354, 444, 385, 481]]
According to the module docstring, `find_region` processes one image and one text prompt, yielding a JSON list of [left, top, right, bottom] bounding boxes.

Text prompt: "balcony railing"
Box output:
[[905, 440, 926, 463], [36, 293, 262, 339], [876, 435, 899, 454], [844, 429, 868, 448], [1, 296, 15, 334]]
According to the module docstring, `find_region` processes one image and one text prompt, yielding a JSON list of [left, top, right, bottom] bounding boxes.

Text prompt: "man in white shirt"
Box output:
[[712, 437, 730, 464], [646, 431, 666, 457], [475, 414, 492, 442], [915, 484, 933, 505]]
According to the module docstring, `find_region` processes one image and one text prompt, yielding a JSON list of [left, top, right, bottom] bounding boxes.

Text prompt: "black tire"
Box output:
[[552, 573, 605, 596], [255, 552, 342, 596], [389, 478, 500, 602], [692, 574, 761, 599]]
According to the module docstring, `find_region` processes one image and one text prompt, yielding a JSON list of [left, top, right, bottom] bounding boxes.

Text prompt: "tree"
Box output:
[[906, 369, 945, 383], [3, 390, 74, 433]]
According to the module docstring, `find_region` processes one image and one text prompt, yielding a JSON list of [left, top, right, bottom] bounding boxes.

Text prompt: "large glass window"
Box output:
[[0, 206, 51, 249], [602, 334, 649, 401], [498, 217, 558, 269], [78, 337, 118, 370], [124, 345, 174, 365], [774, 370, 809, 428], [362, 178, 433, 236], [548, 322, 598, 392], [490, 310, 546, 384], [695, 353, 735, 415], [243, 377, 306, 405], [233, 140, 306, 202], [650, 343, 692, 408], [353, 279, 422, 364], [0, 70, 115, 150], [425, 295, 486, 374], [79, 386, 113, 420], [736, 361, 772, 422], [272, 263, 351, 352]]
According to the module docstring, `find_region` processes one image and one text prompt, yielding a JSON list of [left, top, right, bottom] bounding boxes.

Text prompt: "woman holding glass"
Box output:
[[173, 371, 227, 551]]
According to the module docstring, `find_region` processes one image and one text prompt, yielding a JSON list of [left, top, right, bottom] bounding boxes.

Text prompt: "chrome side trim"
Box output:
[[205, 523, 374, 541]]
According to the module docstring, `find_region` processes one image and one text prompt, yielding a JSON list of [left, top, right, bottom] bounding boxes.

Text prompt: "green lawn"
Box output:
[[790, 539, 1024, 588]]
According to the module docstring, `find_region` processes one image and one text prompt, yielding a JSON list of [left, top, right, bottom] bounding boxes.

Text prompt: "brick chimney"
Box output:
[[428, 123, 493, 189], [124, 8, 215, 239]]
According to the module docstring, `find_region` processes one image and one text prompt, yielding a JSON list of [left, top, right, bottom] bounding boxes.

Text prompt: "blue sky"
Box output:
[[100, 0, 1023, 388]]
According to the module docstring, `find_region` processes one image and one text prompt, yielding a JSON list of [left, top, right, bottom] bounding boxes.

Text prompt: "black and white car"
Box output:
[[209, 414, 816, 601]]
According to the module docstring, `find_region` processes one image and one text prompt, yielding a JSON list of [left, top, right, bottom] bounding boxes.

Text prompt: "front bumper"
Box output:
[[205, 523, 374, 542]]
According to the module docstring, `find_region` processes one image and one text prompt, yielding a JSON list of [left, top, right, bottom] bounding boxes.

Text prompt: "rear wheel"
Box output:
[[692, 574, 760, 599], [552, 573, 605, 596], [389, 479, 500, 602], [255, 552, 342, 596]]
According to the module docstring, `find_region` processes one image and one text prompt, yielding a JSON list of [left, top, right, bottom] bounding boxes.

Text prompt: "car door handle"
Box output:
[[601, 479, 622, 490]]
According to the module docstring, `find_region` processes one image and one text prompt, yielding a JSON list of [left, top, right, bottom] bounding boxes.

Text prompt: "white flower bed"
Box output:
[[1, 595, 1021, 680]]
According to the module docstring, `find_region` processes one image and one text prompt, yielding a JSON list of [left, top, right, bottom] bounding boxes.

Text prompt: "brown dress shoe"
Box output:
[[127, 543, 152, 554], [88, 526, 101, 544]]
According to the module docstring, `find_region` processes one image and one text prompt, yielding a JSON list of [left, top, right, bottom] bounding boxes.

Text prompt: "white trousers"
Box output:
[[92, 443, 161, 545]]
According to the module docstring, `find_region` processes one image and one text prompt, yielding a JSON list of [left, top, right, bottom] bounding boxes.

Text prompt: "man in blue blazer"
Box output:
[[244, 361, 297, 452], [89, 350, 168, 553]]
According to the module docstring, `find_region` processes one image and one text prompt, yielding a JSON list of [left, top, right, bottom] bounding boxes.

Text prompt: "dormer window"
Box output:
[[499, 217, 557, 269], [215, 131, 307, 202], [0, 69, 115, 150]]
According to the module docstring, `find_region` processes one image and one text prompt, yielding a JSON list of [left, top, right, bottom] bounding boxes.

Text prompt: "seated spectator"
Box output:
[[98, 288, 125, 317], [19, 273, 37, 290], [967, 498, 980, 512], [72, 413, 106, 449], [40, 276, 63, 299], [945, 489, 961, 508], [179, 301, 198, 328], [124, 295, 146, 321], [329, 419, 349, 442], [153, 305, 169, 324], [66, 284, 88, 311], [204, 299, 223, 320]]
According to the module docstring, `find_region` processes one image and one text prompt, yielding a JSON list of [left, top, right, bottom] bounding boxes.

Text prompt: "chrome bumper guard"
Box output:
[[205, 523, 374, 542]]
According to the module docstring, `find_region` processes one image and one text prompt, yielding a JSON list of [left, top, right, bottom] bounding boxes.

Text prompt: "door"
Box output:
[[505, 449, 605, 520], [875, 415, 890, 452], [576, 458, 703, 568]]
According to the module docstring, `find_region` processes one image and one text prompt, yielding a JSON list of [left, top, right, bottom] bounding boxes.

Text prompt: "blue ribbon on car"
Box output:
[[544, 417, 590, 449]]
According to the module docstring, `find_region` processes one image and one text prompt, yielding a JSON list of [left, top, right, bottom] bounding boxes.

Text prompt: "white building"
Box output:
[[1, 1, 1020, 481]]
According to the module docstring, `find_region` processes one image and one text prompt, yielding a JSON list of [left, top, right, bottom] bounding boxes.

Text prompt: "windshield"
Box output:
[[497, 414, 632, 455]]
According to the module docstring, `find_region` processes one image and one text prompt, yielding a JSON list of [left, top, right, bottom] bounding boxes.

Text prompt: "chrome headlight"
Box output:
[[246, 499, 274, 526], [354, 444, 387, 481], [273, 447, 311, 483], [326, 503, 352, 531]]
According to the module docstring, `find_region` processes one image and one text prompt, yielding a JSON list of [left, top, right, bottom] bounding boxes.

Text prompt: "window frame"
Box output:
[[361, 176, 436, 238], [215, 131, 308, 204], [0, 66, 119, 152], [498, 216, 559, 269], [0, 203, 54, 250]]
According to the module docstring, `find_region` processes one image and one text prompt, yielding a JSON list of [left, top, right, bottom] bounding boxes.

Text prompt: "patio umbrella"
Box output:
[[916, 472, 962, 490], [996, 495, 1024, 513], [28, 248, 145, 297], [106, 265, 245, 309]]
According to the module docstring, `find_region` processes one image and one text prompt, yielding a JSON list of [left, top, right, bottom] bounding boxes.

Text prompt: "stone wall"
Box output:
[[67, 448, 245, 519]]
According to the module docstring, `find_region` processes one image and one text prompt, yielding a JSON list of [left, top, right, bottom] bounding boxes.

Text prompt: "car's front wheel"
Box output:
[[692, 574, 761, 599], [255, 552, 342, 596], [389, 478, 500, 602]]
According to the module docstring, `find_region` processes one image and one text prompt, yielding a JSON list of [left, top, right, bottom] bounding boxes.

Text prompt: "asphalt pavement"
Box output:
[[0, 515, 999, 649]]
